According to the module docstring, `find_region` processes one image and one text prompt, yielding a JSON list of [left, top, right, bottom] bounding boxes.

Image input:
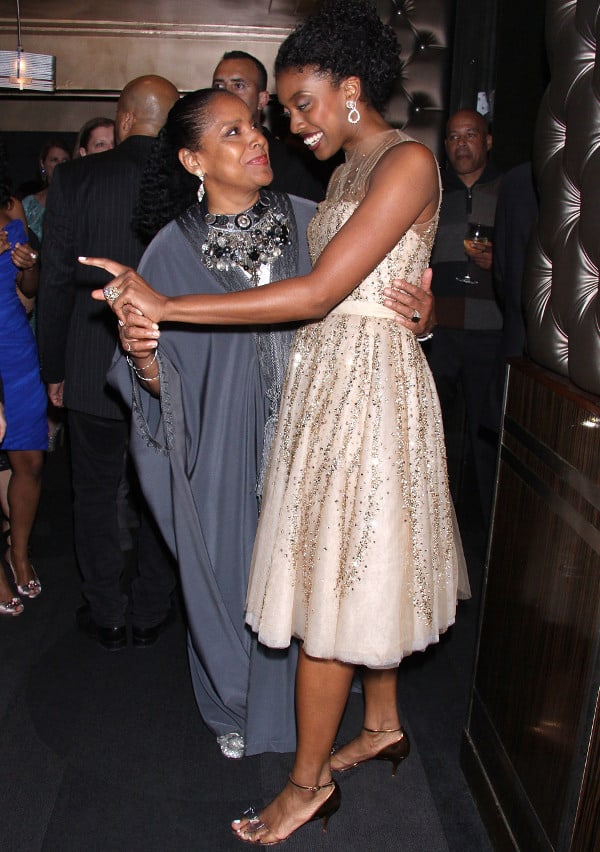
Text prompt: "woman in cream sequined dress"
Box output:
[[86, 0, 467, 843]]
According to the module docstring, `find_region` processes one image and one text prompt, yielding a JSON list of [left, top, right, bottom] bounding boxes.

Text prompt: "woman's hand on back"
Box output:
[[383, 268, 435, 337]]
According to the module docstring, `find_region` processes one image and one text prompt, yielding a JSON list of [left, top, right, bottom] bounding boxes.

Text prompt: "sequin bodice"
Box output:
[[307, 129, 439, 301]]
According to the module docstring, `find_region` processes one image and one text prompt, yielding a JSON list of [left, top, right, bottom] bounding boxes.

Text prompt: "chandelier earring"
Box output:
[[196, 172, 205, 203], [345, 99, 360, 125]]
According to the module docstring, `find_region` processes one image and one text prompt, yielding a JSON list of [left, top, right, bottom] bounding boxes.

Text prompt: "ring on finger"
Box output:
[[103, 285, 121, 303], [411, 309, 421, 323], [125, 342, 132, 352]]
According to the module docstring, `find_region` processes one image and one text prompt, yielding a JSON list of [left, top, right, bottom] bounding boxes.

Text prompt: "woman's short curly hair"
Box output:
[[275, 0, 400, 114]]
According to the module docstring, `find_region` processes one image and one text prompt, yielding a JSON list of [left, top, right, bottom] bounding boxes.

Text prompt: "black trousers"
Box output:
[[68, 409, 176, 628], [425, 327, 502, 527]]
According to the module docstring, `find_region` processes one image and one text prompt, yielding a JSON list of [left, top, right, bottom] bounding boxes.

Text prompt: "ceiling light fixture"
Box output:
[[0, 0, 56, 92]]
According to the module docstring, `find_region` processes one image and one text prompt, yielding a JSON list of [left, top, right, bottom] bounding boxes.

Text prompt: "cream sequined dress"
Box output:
[[246, 129, 467, 668]]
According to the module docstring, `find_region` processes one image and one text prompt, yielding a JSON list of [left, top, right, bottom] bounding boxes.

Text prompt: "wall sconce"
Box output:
[[0, 0, 56, 92]]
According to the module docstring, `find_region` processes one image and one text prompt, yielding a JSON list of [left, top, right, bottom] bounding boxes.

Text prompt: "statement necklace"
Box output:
[[201, 194, 290, 283]]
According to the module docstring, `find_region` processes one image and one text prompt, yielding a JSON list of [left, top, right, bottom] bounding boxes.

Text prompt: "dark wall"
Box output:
[[449, 0, 548, 171], [450, 0, 499, 117], [491, 0, 549, 170], [2, 130, 77, 195]]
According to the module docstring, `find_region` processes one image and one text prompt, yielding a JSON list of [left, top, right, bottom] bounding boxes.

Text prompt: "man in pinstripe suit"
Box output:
[[37, 75, 179, 650]]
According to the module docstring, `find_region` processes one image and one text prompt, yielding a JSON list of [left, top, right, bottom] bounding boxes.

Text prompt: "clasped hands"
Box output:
[[80, 256, 436, 357]]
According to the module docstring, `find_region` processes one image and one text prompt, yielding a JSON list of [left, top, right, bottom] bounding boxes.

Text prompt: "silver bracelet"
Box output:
[[125, 355, 160, 383], [417, 332, 434, 343], [126, 351, 157, 376]]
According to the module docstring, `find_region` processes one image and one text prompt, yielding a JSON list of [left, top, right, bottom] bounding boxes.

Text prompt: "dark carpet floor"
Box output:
[[0, 442, 492, 851]]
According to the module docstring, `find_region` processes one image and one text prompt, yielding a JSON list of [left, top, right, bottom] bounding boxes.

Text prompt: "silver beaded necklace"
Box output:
[[201, 194, 291, 284]]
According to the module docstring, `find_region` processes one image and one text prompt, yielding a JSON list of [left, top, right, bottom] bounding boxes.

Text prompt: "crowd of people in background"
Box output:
[[0, 0, 536, 844]]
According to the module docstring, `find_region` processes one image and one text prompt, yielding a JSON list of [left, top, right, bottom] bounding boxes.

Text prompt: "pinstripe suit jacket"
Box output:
[[37, 135, 154, 420]]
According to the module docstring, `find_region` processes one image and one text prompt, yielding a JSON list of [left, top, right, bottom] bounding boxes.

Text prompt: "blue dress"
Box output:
[[0, 218, 47, 451]]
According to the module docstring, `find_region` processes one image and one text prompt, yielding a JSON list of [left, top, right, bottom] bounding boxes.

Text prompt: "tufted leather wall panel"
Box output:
[[378, 0, 456, 159], [524, 0, 600, 396]]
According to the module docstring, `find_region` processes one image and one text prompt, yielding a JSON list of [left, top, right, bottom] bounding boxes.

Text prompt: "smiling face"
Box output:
[[179, 92, 272, 213], [276, 67, 359, 161]]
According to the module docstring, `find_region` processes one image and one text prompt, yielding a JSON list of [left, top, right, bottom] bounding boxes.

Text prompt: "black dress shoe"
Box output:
[[132, 610, 175, 648], [76, 605, 126, 651]]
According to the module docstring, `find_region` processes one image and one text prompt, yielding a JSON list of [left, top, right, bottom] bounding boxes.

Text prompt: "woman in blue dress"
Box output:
[[21, 139, 71, 451], [0, 151, 47, 614]]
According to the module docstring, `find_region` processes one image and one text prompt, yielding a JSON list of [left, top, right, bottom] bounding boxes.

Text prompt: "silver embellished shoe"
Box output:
[[0, 596, 24, 616], [217, 732, 245, 759], [6, 551, 42, 599]]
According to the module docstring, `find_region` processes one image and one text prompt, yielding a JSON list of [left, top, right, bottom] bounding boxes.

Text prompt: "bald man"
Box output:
[[428, 109, 503, 529], [38, 75, 180, 650]]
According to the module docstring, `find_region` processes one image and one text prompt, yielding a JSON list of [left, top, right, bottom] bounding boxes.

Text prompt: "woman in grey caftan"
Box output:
[[108, 90, 314, 757]]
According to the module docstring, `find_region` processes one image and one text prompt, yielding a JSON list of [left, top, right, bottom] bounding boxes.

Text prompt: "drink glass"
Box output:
[[455, 223, 493, 284]]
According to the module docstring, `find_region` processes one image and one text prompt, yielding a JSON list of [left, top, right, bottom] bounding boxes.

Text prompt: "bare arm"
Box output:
[[2, 198, 40, 297], [86, 142, 439, 327], [12, 240, 40, 297]]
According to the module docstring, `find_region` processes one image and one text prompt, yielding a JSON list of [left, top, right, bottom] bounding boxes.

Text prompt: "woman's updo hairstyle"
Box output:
[[164, 88, 224, 153], [134, 88, 230, 243], [275, 0, 400, 115]]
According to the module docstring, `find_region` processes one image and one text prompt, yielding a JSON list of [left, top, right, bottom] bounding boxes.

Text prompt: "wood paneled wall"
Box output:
[[463, 358, 600, 851]]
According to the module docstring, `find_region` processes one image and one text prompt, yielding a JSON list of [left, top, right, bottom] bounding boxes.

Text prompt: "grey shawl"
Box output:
[[177, 190, 300, 496]]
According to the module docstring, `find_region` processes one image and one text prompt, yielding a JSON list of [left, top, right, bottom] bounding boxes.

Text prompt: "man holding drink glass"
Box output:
[[427, 109, 503, 531]]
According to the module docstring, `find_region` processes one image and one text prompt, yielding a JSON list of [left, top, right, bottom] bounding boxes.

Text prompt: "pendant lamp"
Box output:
[[0, 0, 56, 92]]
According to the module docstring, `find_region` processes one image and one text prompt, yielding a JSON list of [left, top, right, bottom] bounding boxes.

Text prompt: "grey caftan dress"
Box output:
[[109, 194, 315, 755]]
